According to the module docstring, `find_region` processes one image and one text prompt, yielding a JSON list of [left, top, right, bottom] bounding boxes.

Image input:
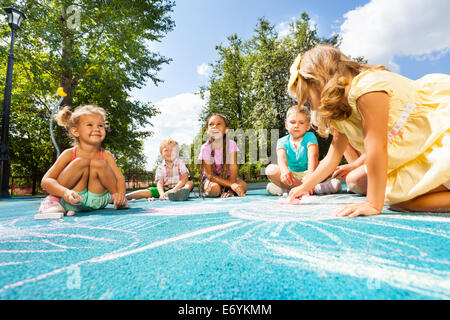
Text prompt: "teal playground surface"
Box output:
[[0, 185, 449, 300]]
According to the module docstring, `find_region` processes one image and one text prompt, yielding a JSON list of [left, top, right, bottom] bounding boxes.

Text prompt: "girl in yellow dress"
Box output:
[[287, 44, 450, 216]]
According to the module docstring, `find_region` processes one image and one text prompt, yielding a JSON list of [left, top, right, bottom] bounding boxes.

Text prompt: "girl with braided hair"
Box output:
[[198, 114, 247, 198]]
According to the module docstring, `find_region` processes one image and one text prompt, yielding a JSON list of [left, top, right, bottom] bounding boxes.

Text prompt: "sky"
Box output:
[[130, 0, 450, 170]]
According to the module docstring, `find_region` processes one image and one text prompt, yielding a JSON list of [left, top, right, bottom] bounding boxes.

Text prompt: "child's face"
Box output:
[[71, 114, 106, 145], [207, 115, 228, 140], [285, 113, 311, 139], [161, 145, 178, 162]]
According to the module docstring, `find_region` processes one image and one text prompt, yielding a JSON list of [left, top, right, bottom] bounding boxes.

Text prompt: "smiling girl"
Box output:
[[198, 114, 247, 198], [38, 105, 128, 218]]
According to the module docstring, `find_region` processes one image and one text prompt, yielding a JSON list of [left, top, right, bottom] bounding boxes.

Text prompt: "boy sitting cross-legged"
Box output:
[[265, 105, 341, 196]]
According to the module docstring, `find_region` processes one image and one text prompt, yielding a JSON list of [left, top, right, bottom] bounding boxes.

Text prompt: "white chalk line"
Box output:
[[90, 220, 243, 263], [0, 220, 243, 293], [264, 241, 450, 299], [0, 261, 34, 267]]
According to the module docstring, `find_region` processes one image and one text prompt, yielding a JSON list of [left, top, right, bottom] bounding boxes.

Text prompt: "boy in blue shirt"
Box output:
[[266, 105, 341, 196]]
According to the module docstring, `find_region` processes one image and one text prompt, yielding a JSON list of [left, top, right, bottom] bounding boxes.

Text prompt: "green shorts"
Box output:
[[147, 187, 168, 198], [60, 189, 112, 212]]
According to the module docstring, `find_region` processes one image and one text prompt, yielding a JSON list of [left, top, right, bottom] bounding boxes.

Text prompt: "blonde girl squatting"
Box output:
[[37, 104, 129, 219]]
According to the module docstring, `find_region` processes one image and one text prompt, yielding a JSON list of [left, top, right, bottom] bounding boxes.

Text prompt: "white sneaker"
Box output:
[[35, 196, 65, 219], [314, 178, 342, 195], [266, 183, 289, 196]]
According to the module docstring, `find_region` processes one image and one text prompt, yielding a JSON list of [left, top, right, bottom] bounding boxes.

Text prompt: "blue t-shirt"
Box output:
[[276, 132, 318, 172]]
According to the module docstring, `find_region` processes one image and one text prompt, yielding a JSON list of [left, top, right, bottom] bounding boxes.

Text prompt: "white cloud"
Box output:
[[340, 0, 450, 72], [197, 63, 212, 77], [276, 20, 293, 39], [143, 92, 205, 170], [276, 15, 318, 39]]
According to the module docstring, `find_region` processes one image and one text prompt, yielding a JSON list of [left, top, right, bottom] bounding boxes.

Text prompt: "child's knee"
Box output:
[[71, 157, 91, 170], [346, 170, 367, 194], [205, 183, 221, 197], [185, 181, 194, 190], [238, 180, 248, 192], [90, 159, 108, 171], [265, 164, 279, 176]]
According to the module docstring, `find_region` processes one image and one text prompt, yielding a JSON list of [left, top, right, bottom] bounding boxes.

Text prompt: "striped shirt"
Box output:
[[155, 158, 190, 188]]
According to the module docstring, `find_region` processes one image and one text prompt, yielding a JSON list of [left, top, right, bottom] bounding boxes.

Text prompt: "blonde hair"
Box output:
[[159, 138, 179, 154], [286, 105, 311, 123], [289, 44, 388, 137], [54, 104, 108, 145]]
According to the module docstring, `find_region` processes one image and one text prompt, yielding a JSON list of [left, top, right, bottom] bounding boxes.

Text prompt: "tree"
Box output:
[[197, 14, 339, 167], [199, 34, 253, 129], [0, 0, 175, 193]]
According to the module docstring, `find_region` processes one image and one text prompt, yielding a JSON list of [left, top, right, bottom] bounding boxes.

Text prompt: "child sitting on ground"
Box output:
[[126, 138, 193, 201], [198, 113, 247, 198], [265, 105, 341, 196], [37, 104, 129, 219]]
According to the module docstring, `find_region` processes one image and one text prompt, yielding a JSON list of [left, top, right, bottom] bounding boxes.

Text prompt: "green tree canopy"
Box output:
[[0, 0, 175, 193], [197, 13, 339, 173]]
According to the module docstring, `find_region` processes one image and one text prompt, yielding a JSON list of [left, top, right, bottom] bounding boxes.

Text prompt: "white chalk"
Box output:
[[34, 212, 64, 220]]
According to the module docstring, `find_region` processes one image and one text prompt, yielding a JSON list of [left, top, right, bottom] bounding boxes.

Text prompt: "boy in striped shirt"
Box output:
[[126, 138, 193, 201]]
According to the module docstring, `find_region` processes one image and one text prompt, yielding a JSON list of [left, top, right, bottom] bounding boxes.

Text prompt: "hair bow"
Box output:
[[288, 54, 302, 98]]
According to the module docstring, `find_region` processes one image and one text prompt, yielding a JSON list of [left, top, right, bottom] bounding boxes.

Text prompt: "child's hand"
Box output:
[[332, 163, 355, 181], [288, 186, 309, 200], [280, 169, 294, 186], [159, 192, 168, 200], [221, 190, 234, 198], [112, 192, 126, 208], [63, 189, 82, 205], [231, 183, 245, 197], [335, 201, 381, 217]]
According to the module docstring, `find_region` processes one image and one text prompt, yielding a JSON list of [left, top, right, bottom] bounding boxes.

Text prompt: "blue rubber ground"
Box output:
[[0, 187, 449, 300]]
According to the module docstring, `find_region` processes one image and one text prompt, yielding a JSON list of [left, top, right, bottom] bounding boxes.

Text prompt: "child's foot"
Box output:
[[168, 188, 190, 201], [35, 196, 65, 219], [314, 178, 342, 195], [266, 182, 289, 196]]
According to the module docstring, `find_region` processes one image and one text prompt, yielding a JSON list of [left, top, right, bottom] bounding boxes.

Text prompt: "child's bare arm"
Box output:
[[104, 151, 125, 193], [41, 149, 81, 202], [332, 153, 366, 180], [228, 152, 238, 183], [203, 161, 233, 188], [156, 180, 166, 199], [336, 92, 389, 217], [289, 130, 348, 198], [104, 151, 126, 205], [277, 149, 294, 185], [168, 173, 189, 191], [306, 144, 319, 174]]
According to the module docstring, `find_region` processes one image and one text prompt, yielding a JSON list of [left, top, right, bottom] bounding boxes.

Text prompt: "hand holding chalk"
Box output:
[[278, 196, 302, 205], [63, 189, 82, 205]]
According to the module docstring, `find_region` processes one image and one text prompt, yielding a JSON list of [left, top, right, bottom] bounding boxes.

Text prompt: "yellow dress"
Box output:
[[329, 69, 450, 205]]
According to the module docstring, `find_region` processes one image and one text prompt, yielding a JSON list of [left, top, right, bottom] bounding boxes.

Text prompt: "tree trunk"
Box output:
[[60, 6, 73, 107], [32, 177, 37, 195]]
